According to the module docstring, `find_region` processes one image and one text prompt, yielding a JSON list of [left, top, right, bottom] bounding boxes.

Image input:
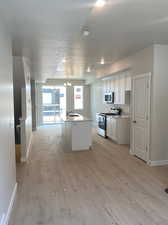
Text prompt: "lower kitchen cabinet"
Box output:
[[107, 116, 130, 144]]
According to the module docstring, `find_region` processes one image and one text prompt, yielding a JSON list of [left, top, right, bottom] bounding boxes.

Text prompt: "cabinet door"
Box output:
[[112, 77, 115, 94], [107, 117, 112, 138], [114, 75, 125, 104], [110, 78, 114, 92], [125, 74, 131, 91], [72, 122, 92, 151], [111, 118, 117, 140], [114, 77, 119, 104], [103, 80, 107, 93], [119, 75, 125, 104], [118, 77, 122, 104]]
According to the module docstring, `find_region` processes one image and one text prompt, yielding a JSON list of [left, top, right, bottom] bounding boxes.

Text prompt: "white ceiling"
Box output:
[[1, 0, 168, 81]]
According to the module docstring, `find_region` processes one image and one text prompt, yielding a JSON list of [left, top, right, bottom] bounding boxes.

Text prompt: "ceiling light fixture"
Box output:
[[83, 28, 90, 36], [95, 0, 106, 8], [64, 82, 72, 87], [100, 57, 105, 65]]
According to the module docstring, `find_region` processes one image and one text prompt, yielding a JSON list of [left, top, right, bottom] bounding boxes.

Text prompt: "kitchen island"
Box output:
[[61, 114, 92, 152]]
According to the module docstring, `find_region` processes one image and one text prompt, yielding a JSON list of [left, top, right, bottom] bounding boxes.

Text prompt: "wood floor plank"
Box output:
[[10, 125, 168, 225]]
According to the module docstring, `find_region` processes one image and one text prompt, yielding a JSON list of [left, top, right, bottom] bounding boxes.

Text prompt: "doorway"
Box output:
[[42, 86, 66, 124], [132, 73, 151, 162]]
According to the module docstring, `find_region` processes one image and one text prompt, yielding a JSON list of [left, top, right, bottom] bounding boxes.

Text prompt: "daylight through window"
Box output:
[[74, 86, 83, 110]]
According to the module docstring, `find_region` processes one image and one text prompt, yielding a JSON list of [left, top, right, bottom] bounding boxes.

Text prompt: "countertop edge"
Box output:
[[61, 116, 92, 123]]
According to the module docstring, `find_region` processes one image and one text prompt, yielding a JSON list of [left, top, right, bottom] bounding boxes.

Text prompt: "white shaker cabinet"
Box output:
[[103, 72, 131, 105], [114, 77, 119, 104], [107, 116, 130, 144], [119, 75, 126, 104], [125, 74, 131, 91], [114, 74, 128, 105]]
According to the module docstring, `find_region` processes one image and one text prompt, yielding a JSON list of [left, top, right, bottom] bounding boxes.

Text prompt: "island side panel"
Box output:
[[71, 121, 92, 151], [61, 122, 72, 152]]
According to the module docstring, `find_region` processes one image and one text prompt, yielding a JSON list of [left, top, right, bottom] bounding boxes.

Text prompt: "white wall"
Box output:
[[0, 19, 16, 222], [96, 46, 153, 78], [151, 45, 168, 161], [91, 80, 106, 125]]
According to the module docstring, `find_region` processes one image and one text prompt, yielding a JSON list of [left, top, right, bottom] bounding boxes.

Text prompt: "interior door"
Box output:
[[132, 73, 151, 162]]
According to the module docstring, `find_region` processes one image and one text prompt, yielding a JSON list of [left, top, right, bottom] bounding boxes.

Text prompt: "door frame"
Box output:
[[130, 72, 151, 163], [37, 84, 67, 125]]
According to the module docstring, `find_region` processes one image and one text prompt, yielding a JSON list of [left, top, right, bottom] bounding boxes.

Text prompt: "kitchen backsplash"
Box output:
[[103, 104, 130, 115]]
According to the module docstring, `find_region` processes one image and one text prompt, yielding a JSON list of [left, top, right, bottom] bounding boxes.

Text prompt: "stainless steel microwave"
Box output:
[[104, 92, 114, 104]]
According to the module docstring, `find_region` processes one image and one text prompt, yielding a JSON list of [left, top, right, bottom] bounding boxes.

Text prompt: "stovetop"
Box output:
[[99, 112, 119, 116]]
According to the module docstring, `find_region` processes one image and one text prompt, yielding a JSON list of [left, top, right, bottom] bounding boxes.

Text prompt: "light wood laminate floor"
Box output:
[[10, 125, 168, 225]]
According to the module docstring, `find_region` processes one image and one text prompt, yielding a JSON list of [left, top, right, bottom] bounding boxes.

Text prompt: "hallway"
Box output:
[[11, 126, 168, 225]]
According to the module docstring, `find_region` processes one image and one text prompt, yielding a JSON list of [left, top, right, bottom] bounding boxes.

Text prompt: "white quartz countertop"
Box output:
[[106, 115, 130, 119], [62, 114, 92, 122]]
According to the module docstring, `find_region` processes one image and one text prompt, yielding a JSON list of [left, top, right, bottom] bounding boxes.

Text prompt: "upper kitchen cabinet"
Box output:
[[114, 72, 131, 105], [116, 74, 125, 105], [125, 72, 132, 91], [114, 76, 119, 104], [103, 71, 131, 105]]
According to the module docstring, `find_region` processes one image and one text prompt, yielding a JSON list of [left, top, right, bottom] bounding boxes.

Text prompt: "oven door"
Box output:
[[98, 115, 106, 129], [98, 115, 106, 137]]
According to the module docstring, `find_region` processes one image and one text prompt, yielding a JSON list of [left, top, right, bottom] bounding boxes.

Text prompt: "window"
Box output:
[[74, 86, 83, 110], [42, 86, 66, 124], [43, 93, 52, 104]]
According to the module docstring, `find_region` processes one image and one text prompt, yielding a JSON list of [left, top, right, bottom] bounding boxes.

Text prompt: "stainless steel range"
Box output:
[[97, 108, 122, 138]]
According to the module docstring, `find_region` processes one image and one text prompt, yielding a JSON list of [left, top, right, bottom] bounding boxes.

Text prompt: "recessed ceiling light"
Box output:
[[100, 57, 105, 65], [95, 0, 106, 8], [87, 67, 91, 73], [62, 58, 66, 63]]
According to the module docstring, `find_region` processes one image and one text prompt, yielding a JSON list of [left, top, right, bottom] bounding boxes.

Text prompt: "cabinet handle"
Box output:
[[132, 120, 136, 123]]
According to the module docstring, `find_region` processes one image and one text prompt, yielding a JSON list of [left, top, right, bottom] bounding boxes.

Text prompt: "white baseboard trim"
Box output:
[[21, 157, 26, 163], [21, 132, 33, 162], [148, 160, 168, 166], [26, 132, 33, 159], [129, 148, 134, 155], [2, 183, 18, 225]]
